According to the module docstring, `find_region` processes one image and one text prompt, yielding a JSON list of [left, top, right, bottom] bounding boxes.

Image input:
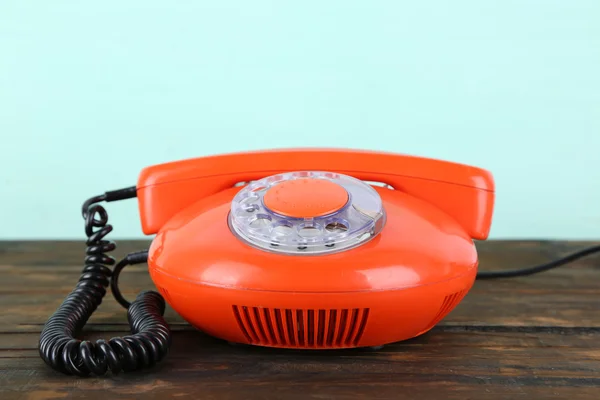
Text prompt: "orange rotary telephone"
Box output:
[[39, 148, 599, 377]]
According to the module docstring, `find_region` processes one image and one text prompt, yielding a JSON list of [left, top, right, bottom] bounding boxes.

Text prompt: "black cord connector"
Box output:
[[110, 250, 150, 309], [104, 186, 138, 202], [39, 187, 171, 376]]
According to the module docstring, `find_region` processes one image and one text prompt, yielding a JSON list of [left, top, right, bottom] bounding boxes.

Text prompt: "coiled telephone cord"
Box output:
[[38, 187, 171, 376]]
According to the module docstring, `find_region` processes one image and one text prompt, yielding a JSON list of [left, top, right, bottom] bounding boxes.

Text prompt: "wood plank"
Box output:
[[1, 240, 599, 399], [2, 240, 599, 329], [2, 240, 599, 269], [1, 330, 599, 400], [2, 289, 599, 331], [3, 263, 600, 292]]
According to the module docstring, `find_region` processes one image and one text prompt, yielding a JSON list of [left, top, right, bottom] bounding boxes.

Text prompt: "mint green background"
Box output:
[[1, 1, 598, 239]]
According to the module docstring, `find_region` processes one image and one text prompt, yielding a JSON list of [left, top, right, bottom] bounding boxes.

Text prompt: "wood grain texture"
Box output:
[[1, 240, 599, 400]]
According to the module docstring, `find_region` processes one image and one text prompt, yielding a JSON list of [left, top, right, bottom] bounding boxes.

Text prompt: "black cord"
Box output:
[[38, 187, 172, 376], [476, 244, 600, 279]]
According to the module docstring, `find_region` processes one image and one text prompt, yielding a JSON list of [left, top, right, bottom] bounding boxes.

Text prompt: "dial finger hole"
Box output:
[[240, 194, 259, 204], [298, 225, 322, 238], [249, 214, 272, 229], [242, 203, 259, 213], [273, 222, 294, 236], [325, 221, 348, 233]]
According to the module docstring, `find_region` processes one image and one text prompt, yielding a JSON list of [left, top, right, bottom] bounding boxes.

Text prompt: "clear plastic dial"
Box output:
[[228, 171, 386, 255]]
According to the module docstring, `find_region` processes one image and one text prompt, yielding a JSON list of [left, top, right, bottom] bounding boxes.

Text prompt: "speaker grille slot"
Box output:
[[156, 285, 172, 304], [232, 306, 370, 347], [425, 289, 468, 330]]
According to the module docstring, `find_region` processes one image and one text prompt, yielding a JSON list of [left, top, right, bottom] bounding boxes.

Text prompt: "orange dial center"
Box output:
[[263, 178, 349, 218]]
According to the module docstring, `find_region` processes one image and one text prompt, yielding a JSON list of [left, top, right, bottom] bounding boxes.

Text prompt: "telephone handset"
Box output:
[[136, 148, 495, 239], [39, 148, 596, 378]]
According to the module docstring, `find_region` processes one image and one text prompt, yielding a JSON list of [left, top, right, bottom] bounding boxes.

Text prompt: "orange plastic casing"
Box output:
[[138, 148, 495, 348]]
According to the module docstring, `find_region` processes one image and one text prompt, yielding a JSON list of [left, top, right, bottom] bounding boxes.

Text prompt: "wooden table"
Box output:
[[1, 240, 599, 399]]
